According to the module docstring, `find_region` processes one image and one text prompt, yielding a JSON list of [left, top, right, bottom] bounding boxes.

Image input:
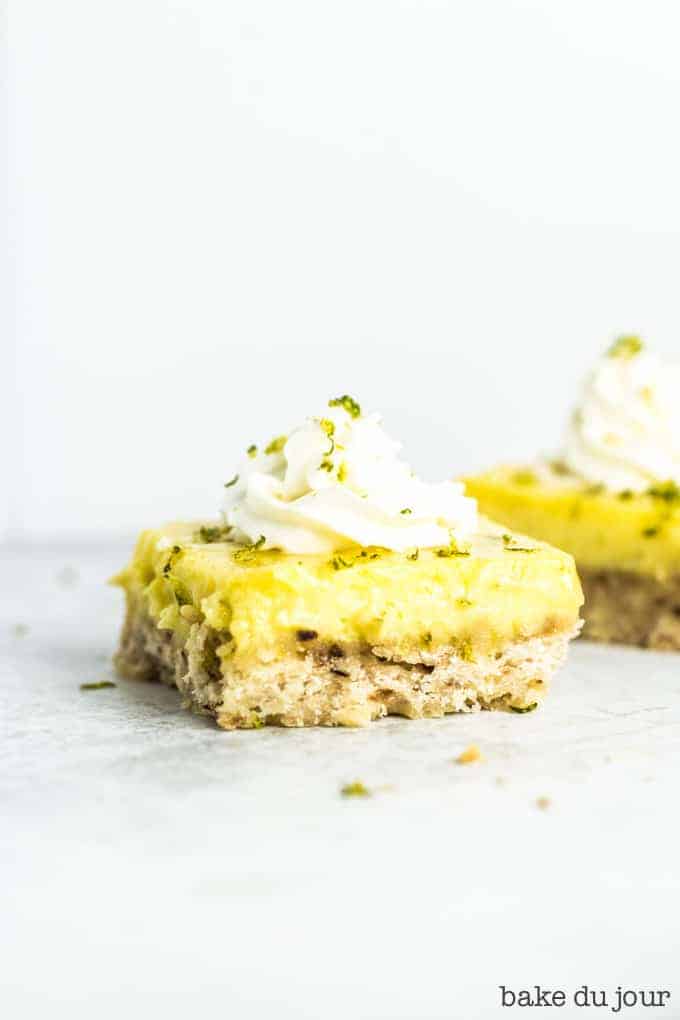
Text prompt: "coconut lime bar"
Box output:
[[113, 396, 582, 727], [113, 519, 582, 728], [466, 338, 680, 648]]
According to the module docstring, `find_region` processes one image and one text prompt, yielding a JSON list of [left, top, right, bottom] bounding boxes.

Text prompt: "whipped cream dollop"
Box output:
[[221, 397, 478, 554], [562, 337, 680, 492]]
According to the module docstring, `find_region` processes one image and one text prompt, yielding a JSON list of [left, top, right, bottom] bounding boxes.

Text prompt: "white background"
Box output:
[[6, 0, 680, 540]]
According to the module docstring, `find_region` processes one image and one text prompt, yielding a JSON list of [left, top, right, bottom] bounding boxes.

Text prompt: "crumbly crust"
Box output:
[[114, 599, 580, 729], [580, 567, 680, 649]]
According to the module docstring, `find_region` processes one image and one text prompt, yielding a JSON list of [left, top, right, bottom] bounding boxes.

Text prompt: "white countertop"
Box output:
[[2, 542, 680, 1020]]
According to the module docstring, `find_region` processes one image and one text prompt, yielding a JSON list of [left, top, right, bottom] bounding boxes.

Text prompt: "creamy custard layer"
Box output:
[[465, 469, 680, 580], [113, 517, 583, 671]]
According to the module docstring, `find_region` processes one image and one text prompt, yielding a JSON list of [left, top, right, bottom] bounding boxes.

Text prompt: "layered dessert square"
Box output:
[[466, 337, 680, 648], [114, 397, 582, 727]]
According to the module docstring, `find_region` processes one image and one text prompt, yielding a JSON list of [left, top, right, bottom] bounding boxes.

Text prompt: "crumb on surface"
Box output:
[[456, 744, 482, 765], [80, 681, 117, 691], [536, 796, 551, 811], [11, 623, 29, 638], [341, 781, 371, 797], [495, 776, 507, 786]]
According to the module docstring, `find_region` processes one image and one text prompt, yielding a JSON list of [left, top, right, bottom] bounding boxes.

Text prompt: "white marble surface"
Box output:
[[2, 542, 680, 1020]]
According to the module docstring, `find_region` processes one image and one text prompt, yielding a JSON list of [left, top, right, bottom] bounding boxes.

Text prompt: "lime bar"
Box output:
[[113, 518, 582, 728], [466, 467, 680, 648]]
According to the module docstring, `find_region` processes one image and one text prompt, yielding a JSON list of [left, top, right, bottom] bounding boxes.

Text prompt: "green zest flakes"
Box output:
[[510, 702, 538, 714], [246, 444, 257, 458], [400, 508, 412, 515], [233, 535, 266, 562], [329, 395, 361, 418], [341, 781, 371, 797], [265, 435, 287, 455], [502, 533, 536, 553], [162, 545, 183, 575], [330, 549, 381, 570], [80, 681, 116, 691], [331, 554, 353, 570], [406, 549, 419, 561], [224, 474, 239, 488], [608, 335, 643, 359], [164, 546, 195, 607], [435, 538, 470, 558], [647, 480, 680, 503], [642, 526, 659, 538], [337, 461, 348, 483], [618, 489, 634, 501], [193, 525, 231, 544], [319, 459, 334, 472], [319, 417, 336, 457]]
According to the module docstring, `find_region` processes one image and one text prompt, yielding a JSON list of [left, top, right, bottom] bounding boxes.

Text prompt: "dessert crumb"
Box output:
[[11, 623, 29, 638], [341, 781, 371, 798], [536, 796, 551, 811], [495, 776, 507, 786], [80, 681, 117, 691], [456, 744, 482, 765]]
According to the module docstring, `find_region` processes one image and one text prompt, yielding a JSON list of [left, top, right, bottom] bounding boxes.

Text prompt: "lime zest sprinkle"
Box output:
[[233, 535, 266, 562], [264, 435, 287, 455], [647, 480, 680, 503], [331, 554, 353, 570], [329, 395, 361, 418], [193, 525, 232, 544], [246, 444, 257, 458], [341, 781, 371, 797], [162, 545, 183, 576], [224, 474, 239, 488], [608, 335, 643, 359], [435, 538, 470, 557]]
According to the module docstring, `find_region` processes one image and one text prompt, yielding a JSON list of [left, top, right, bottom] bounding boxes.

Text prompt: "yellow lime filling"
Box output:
[[113, 518, 583, 669], [465, 468, 680, 580]]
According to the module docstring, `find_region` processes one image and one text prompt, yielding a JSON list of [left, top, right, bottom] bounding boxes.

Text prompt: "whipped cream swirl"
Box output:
[[221, 398, 478, 554], [562, 338, 680, 492]]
